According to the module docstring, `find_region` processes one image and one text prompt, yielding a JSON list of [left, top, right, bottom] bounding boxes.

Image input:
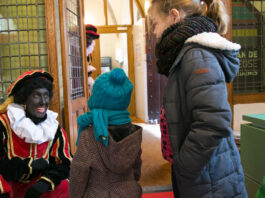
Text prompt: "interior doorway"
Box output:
[[91, 26, 136, 117], [99, 33, 129, 75]]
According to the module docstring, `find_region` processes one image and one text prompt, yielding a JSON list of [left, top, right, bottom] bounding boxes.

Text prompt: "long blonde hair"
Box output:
[[151, 0, 229, 34]]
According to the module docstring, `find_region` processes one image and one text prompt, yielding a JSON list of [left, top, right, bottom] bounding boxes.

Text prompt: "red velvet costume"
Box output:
[[0, 70, 72, 198], [0, 113, 72, 198]]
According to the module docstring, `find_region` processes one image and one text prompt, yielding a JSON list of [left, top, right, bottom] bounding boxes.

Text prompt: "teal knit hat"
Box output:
[[88, 68, 133, 110], [76, 68, 133, 146]]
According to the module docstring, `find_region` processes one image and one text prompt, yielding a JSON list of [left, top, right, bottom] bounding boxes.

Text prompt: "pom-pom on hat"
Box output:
[[88, 68, 133, 111], [7, 70, 53, 97], [85, 24, 99, 39]]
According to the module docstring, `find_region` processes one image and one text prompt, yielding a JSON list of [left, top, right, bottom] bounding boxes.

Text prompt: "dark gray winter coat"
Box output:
[[164, 32, 248, 198]]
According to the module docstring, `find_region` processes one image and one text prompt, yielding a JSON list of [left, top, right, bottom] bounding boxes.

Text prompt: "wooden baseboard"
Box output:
[[131, 116, 146, 123]]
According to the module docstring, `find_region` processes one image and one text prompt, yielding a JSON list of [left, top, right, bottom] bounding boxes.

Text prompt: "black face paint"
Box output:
[[25, 88, 50, 119], [86, 37, 93, 48]]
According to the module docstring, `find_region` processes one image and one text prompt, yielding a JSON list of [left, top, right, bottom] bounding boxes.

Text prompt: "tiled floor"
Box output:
[[135, 123, 172, 191]]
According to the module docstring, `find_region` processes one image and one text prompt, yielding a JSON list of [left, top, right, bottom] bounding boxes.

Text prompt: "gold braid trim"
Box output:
[[0, 179, 3, 194], [0, 96, 14, 114], [40, 176, 55, 191], [20, 158, 33, 182], [19, 158, 33, 183]]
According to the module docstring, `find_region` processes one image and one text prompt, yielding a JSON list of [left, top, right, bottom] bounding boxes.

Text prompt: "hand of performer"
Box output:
[[0, 157, 30, 181], [28, 158, 49, 179], [0, 193, 9, 198], [31, 158, 49, 173], [24, 180, 51, 198]]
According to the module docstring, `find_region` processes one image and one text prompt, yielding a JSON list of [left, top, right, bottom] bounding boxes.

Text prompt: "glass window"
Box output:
[[232, 0, 265, 94], [0, 1, 48, 103], [66, 0, 84, 100]]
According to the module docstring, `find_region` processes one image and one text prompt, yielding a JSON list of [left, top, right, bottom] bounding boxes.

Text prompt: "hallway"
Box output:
[[135, 123, 172, 193]]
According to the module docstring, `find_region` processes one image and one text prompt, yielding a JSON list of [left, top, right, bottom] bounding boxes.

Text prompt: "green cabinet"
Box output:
[[241, 114, 265, 198]]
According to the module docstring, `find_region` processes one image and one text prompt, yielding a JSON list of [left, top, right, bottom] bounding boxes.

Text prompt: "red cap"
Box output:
[[85, 24, 99, 38], [7, 70, 53, 97]]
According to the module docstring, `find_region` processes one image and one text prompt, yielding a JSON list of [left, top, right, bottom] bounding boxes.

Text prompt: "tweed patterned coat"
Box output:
[[69, 124, 142, 198]]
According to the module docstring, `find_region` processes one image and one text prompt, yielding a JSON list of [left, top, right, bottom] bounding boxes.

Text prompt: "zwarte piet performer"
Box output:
[[0, 70, 72, 198]]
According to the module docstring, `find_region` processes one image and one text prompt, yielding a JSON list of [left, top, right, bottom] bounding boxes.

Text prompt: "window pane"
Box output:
[[29, 43, 39, 55], [0, 1, 48, 102], [66, 0, 84, 100], [84, 0, 105, 25], [107, 0, 131, 25], [29, 31, 37, 42], [18, 6, 27, 17], [21, 57, 29, 68], [30, 56, 39, 67], [232, 0, 265, 94], [40, 55, 48, 67], [10, 31, 18, 43]]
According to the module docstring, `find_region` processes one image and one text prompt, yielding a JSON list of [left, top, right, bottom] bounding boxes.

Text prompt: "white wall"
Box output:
[[84, 0, 105, 25], [233, 103, 265, 132], [99, 33, 128, 74], [133, 19, 148, 122]]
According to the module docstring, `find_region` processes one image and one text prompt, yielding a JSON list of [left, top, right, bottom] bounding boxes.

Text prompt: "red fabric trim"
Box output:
[[7, 179, 69, 198], [7, 70, 53, 96], [1, 113, 50, 159], [0, 114, 9, 129], [51, 140, 58, 158], [142, 191, 174, 198], [7, 70, 44, 95], [0, 174, 11, 195], [60, 128, 71, 158], [85, 24, 97, 29], [85, 30, 99, 36]]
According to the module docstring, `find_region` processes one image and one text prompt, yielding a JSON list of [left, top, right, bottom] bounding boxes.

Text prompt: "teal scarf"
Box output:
[[76, 109, 131, 146]]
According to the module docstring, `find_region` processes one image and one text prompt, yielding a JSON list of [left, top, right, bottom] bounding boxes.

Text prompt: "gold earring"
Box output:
[[24, 104, 26, 110]]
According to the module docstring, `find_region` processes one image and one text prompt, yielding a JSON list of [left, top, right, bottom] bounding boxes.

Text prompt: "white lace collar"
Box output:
[[7, 103, 59, 144]]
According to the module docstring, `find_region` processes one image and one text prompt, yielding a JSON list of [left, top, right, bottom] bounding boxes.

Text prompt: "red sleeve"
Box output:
[[40, 126, 72, 190], [0, 174, 11, 195]]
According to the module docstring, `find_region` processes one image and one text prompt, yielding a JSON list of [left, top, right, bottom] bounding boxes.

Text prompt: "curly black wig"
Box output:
[[14, 78, 54, 105]]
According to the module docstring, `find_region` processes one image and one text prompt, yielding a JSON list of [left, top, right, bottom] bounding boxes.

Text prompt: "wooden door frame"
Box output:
[[45, 0, 61, 122], [222, 0, 235, 126], [59, 0, 88, 152], [91, 25, 136, 116]]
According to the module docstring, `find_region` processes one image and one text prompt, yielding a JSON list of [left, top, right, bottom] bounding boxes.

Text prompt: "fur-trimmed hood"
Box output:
[[185, 32, 240, 50], [170, 32, 241, 82]]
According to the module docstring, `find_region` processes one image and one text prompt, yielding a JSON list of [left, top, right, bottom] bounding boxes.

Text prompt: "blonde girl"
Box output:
[[149, 0, 247, 197]]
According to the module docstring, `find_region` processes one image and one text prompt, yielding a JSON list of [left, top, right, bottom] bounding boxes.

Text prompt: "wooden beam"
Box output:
[[233, 93, 265, 104], [130, 0, 134, 25], [80, 0, 89, 105], [127, 26, 136, 116], [45, 0, 61, 123], [134, 0, 145, 18], [97, 25, 130, 33], [222, 0, 234, 126], [104, 0, 108, 25], [91, 39, 101, 79]]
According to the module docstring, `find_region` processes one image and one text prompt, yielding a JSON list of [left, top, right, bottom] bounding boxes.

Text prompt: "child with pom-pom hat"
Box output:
[[69, 68, 142, 198]]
